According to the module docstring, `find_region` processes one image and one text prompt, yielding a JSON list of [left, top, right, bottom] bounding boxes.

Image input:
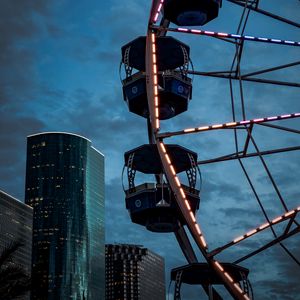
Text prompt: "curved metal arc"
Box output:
[[157, 142, 208, 252], [148, 0, 161, 25], [145, 32, 158, 132], [145, 21, 248, 300]]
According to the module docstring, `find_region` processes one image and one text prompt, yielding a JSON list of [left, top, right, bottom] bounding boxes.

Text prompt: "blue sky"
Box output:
[[0, 0, 300, 299]]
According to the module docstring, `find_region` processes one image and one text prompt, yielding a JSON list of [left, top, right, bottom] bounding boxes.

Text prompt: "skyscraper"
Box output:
[[25, 132, 105, 300], [0, 190, 33, 300], [105, 244, 165, 300]]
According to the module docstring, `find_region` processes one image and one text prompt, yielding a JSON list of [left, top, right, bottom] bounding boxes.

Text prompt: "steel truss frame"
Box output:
[[137, 0, 300, 299]]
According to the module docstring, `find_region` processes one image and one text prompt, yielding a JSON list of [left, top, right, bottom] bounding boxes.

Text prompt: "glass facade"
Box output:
[[25, 132, 105, 300], [105, 244, 165, 300], [0, 190, 33, 300]]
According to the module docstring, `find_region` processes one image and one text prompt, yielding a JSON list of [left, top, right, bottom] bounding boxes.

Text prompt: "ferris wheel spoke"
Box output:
[[208, 207, 300, 257], [241, 61, 300, 78], [151, 25, 300, 47], [234, 226, 300, 265], [226, 0, 300, 29], [188, 59, 300, 87], [198, 145, 300, 165], [157, 113, 300, 139], [188, 70, 300, 87]]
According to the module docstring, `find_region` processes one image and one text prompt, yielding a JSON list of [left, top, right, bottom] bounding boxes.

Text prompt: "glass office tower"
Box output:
[[25, 132, 105, 300]]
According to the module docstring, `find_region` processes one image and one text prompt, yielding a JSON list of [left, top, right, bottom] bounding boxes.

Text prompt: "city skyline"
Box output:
[[0, 1, 299, 299]]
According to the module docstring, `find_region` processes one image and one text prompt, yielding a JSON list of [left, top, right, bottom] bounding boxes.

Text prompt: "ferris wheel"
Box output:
[[120, 1, 300, 299]]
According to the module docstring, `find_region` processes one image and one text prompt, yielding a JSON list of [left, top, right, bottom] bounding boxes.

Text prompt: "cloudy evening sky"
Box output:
[[0, 0, 300, 299]]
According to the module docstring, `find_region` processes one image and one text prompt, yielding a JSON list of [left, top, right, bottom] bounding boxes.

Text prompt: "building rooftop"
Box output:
[[27, 132, 105, 156], [0, 190, 33, 210], [27, 132, 91, 142]]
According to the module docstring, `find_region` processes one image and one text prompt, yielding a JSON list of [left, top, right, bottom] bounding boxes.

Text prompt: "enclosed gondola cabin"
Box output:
[[171, 263, 250, 285], [121, 36, 192, 120], [171, 263, 252, 300], [163, 0, 222, 26], [124, 144, 200, 232], [122, 71, 191, 119]]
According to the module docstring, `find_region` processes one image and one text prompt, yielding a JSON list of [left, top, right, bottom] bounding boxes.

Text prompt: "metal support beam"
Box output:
[[174, 226, 224, 300], [226, 0, 300, 28], [208, 208, 300, 257], [241, 61, 300, 78], [187, 70, 300, 88], [174, 224, 198, 263], [198, 146, 300, 165], [234, 226, 300, 264], [242, 124, 253, 155]]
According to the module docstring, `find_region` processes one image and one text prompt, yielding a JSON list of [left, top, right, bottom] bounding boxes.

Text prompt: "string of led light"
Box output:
[[209, 206, 300, 257], [148, 13, 208, 252], [150, 33, 160, 130], [157, 113, 300, 139], [152, 0, 165, 23], [158, 142, 207, 249], [151, 25, 300, 47]]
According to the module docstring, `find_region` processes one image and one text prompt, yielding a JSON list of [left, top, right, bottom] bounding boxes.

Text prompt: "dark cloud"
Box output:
[[97, 0, 150, 46], [0, 1, 299, 299], [0, 0, 50, 103], [46, 23, 66, 39], [0, 115, 45, 199], [254, 242, 300, 299], [0, 1, 50, 199]]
